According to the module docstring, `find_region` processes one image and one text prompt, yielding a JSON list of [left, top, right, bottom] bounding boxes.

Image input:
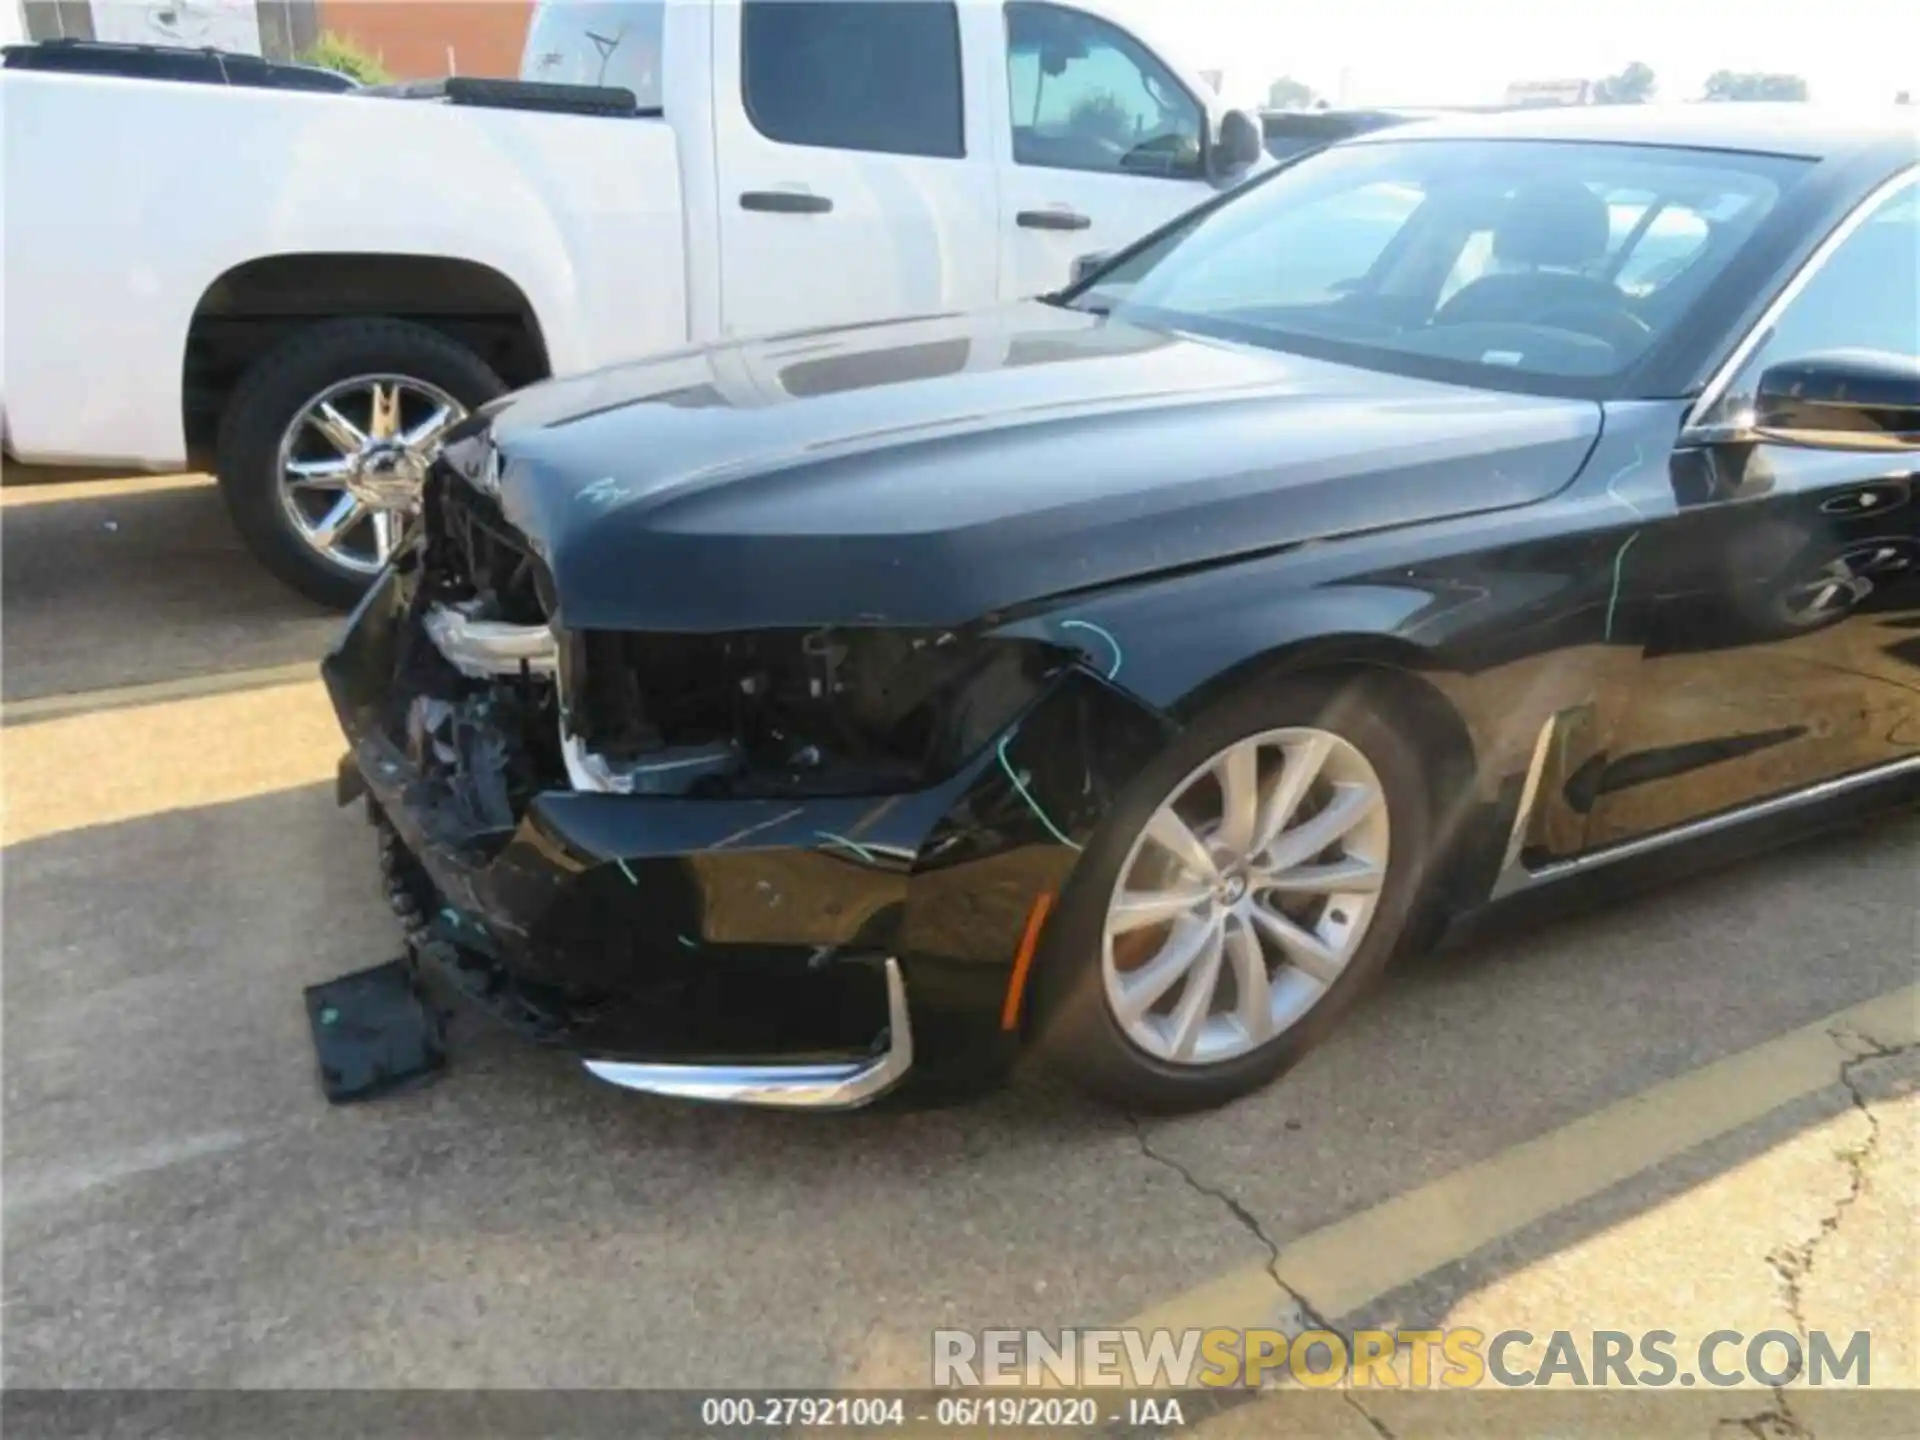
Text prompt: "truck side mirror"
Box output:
[[1070, 251, 1111, 287], [1210, 109, 1263, 180]]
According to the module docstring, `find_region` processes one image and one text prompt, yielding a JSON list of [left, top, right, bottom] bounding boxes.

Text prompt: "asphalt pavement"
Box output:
[[3, 473, 1913, 1434]]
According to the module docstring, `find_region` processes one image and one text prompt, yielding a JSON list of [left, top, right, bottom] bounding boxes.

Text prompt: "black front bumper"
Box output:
[[323, 568, 1172, 1104]]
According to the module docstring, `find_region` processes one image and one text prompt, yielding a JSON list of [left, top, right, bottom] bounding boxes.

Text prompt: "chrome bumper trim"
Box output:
[[422, 604, 558, 680], [581, 957, 914, 1110]]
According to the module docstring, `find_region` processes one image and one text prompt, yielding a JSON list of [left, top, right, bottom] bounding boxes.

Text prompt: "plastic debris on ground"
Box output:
[[303, 958, 446, 1104]]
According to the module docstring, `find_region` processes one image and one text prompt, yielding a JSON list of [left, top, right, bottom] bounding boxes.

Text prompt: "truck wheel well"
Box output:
[[182, 253, 550, 463]]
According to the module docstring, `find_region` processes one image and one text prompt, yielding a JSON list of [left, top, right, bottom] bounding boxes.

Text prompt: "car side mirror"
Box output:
[[1753, 350, 1920, 451], [1070, 251, 1111, 287], [1209, 109, 1263, 180]]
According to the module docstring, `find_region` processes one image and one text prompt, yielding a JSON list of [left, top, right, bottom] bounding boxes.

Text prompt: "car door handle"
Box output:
[[741, 190, 834, 214], [1017, 208, 1092, 231]]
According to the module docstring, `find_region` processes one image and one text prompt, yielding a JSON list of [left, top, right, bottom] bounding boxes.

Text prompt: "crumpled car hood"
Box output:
[[465, 304, 1603, 632]]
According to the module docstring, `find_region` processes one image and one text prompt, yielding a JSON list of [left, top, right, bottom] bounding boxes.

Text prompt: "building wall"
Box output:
[[312, 1, 533, 79], [20, 1, 97, 41]]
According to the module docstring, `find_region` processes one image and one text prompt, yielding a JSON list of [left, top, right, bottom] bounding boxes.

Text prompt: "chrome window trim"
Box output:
[[1684, 164, 1919, 436]]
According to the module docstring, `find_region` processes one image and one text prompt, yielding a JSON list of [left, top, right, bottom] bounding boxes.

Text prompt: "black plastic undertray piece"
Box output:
[[304, 959, 446, 1104]]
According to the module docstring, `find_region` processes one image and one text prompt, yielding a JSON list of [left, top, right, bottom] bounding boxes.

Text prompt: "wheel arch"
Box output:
[[182, 252, 553, 462], [1002, 579, 1492, 900], [1173, 637, 1479, 852], [1006, 571, 1484, 838]]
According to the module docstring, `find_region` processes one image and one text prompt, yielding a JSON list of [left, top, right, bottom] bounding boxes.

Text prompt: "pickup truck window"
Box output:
[[521, 1, 665, 110], [743, 0, 964, 159], [1005, 2, 1203, 180]]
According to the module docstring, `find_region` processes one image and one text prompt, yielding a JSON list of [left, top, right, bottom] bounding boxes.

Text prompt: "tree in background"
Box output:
[[1266, 75, 1316, 110], [1068, 92, 1137, 148], [299, 32, 392, 87], [1701, 70, 1809, 102], [1593, 61, 1656, 104]]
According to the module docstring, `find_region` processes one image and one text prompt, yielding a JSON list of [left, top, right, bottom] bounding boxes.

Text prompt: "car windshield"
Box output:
[[1071, 138, 1808, 396], [520, 0, 665, 110]]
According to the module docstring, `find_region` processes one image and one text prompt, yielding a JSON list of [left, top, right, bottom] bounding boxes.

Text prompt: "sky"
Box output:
[[1109, 0, 1920, 109]]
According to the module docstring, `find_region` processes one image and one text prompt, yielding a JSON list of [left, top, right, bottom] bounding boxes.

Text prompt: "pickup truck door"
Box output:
[[992, 1, 1221, 299], [712, 0, 1000, 338]]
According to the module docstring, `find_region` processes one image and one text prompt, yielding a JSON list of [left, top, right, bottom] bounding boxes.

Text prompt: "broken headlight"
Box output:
[[560, 627, 1065, 798]]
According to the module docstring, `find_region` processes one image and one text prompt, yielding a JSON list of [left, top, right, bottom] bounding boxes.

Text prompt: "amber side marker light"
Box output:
[[1000, 891, 1057, 1032]]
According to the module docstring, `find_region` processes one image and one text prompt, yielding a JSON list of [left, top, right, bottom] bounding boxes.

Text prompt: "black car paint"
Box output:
[[332, 585, 1172, 1088], [327, 122, 1920, 1099], [471, 307, 1603, 632]]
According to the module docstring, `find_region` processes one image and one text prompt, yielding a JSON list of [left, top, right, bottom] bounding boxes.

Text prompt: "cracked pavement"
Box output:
[[1190, 1032, 1916, 1438], [5, 474, 1918, 1414]]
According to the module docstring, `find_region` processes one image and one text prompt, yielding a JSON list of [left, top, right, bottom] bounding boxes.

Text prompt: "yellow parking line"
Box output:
[[1, 678, 343, 846], [1126, 984, 1918, 1334], [1, 661, 320, 727], [0, 471, 214, 507]]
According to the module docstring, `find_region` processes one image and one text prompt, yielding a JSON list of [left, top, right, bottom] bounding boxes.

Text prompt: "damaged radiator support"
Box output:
[[415, 603, 743, 798], [416, 601, 1063, 805], [423, 604, 559, 681], [399, 603, 567, 831]]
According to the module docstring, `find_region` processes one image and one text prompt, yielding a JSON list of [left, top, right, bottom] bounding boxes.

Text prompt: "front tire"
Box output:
[[1032, 675, 1433, 1113], [215, 318, 506, 609]]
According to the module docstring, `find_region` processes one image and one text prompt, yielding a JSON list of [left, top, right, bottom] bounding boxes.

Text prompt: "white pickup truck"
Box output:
[[1, 0, 1264, 605]]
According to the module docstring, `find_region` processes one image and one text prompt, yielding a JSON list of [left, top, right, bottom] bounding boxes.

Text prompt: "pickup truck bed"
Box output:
[[3, 0, 1260, 606]]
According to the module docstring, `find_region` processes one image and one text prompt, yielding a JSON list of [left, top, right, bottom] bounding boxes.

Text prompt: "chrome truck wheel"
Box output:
[[215, 318, 506, 610], [276, 374, 465, 575]]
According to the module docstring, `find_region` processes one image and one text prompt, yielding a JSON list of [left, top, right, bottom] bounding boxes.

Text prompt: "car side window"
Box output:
[[742, 0, 964, 159], [1005, 2, 1204, 180], [1705, 176, 1919, 421]]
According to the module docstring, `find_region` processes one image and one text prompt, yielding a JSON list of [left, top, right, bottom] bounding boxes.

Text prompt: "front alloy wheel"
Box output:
[[1102, 728, 1390, 1066], [1033, 677, 1430, 1112]]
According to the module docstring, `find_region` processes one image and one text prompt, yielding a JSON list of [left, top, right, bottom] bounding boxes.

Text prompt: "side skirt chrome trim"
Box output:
[[1501, 754, 1920, 896], [581, 958, 914, 1110]]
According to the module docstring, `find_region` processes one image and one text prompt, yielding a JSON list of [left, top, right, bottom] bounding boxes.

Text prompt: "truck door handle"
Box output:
[[741, 190, 834, 214], [1017, 208, 1092, 231]]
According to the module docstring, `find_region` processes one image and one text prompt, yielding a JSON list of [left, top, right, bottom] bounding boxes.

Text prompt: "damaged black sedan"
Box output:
[[326, 108, 1920, 1111]]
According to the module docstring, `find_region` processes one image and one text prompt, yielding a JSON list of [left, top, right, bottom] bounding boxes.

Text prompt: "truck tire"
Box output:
[[216, 318, 507, 609]]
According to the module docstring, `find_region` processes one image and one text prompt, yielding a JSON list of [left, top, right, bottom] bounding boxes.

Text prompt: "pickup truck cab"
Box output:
[[1, 0, 1263, 605]]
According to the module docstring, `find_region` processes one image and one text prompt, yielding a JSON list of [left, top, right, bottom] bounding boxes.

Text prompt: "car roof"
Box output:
[[1347, 104, 1919, 162]]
